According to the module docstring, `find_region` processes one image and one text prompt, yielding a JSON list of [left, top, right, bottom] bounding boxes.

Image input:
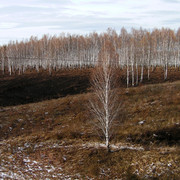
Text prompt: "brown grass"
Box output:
[[0, 69, 180, 179], [1, 66, 180, 106]]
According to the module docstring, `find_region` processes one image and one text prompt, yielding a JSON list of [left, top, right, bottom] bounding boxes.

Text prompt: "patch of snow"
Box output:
[[63, 156, 67, 161], [167, 163, 172, 167], [23, 158, 31, 163], [111, 144, 144, 151], [18, 119, 23, 122], [0, 154, 71, 179], [51, 143, 60, 148], [24, 142, 30, 148], [18, 146, 24, 151], [32, 160, 38, 164], [46, 165, 55, 173], [83, 142, 144, 151], [138, 120, 145, 125]]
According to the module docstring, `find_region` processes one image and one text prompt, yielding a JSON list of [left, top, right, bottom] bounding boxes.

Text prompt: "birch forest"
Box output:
[[1, 27, 180, 87]]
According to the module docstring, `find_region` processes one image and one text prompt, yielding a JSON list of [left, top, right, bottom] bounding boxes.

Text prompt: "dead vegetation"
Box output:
[[1, 67, 180, 107], [0, 69, 180, 179]]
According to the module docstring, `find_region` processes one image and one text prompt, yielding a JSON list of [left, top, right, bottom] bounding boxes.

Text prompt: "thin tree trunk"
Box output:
[[140, 64, 143, 83], [164, 62, 168, 80], [89, 51, 120, 152], [8, 58, 12, 75], [105, 68, 109, 150], [131, 64, 134, 86], [127, 59, 129, 88], [148, 65, 150, 80], [136, 62, 138, 85]]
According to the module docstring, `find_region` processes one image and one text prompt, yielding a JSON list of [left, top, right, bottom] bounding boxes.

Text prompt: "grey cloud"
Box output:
[[45, 16, 135, 32], [163, 18, 180, 25], [80, 0, 118, 5], [16, 16, 132, 28], [146, 10, 180, 16], [161, 0, 180, 3], [0, 6, 44, 14], [1, 0, 180, 45], [11, 13, 133, 34]]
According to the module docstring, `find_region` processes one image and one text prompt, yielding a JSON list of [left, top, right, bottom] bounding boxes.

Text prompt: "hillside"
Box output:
[[1, 67, 180, 107], [0, 70, 180, 179]]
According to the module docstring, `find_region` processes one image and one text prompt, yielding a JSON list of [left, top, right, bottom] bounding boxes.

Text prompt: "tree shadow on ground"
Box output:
[[128, 125, 180, 146]]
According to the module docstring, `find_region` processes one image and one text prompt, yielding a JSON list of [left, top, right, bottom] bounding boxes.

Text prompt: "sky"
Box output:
[[0, 0, 180, 45]]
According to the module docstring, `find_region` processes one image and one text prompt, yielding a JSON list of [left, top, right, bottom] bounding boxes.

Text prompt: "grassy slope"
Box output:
[[0, 76, 180, 179], [0, 69, 91, 106]]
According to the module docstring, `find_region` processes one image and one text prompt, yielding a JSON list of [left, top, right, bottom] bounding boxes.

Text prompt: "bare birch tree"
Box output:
[[89, 48, 120, 152], [1, 27, 180, 78]]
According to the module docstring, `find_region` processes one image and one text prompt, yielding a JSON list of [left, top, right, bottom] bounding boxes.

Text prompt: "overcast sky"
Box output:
[[0, 0, 180, 45]]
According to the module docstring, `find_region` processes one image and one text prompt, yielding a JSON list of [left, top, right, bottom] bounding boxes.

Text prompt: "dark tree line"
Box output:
[[0, 27, 180, 86]]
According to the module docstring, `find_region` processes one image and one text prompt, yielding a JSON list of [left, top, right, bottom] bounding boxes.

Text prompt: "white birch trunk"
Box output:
[[140, 64, 143, 83], [126, 48, 129, 88], [136, 62, 138, 85], [89, 52, 120, 152], [131, 64, 134, 87]]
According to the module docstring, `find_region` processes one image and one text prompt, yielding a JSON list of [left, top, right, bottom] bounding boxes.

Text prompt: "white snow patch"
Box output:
[[23, 158, 31, 163], [138, 120, 145, 125], [0, 154, 70, 179], [83, 142, 144, 151]]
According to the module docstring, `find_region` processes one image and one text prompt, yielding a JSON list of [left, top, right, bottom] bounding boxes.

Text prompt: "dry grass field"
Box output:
[[0, 68, 180, 179]]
